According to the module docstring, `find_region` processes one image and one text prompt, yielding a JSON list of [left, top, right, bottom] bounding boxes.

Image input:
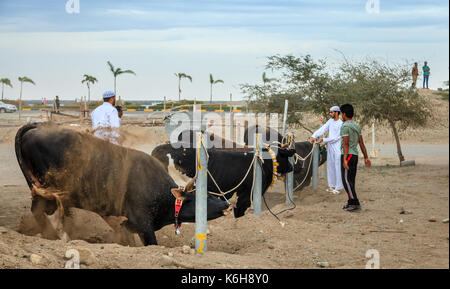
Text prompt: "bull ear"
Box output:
[[171, 187, 185, 200]]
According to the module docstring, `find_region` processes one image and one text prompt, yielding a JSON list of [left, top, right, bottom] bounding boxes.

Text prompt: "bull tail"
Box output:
[[15, 123, 68, 217], [15, 123, 39, 189]]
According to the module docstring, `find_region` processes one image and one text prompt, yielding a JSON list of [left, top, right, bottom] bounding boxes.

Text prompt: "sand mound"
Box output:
[[17, 208, 142, 247]]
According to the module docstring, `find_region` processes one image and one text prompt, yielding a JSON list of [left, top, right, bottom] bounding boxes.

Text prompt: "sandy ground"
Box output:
[[0, 89, 448, 269]]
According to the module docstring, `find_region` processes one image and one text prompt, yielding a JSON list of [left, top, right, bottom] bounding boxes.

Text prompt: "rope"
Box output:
[[196, 131, 259, 201], [195, 131, 317, 224], [206, 155, 256, 197], [264, 141, 317, 222]]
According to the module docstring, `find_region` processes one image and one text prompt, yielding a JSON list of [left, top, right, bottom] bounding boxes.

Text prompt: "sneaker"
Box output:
[[342, 204, 351, 210], [326, 187, 335, 193], [345, 205, 361, 212]]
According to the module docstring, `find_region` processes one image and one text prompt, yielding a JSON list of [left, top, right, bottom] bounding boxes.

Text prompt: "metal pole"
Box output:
[[195, 132, 208, 253], [285, 136, 294, 205], [282, 99, 288, 136], [253, 133, 262, 216], [312, 144, 319, 190]]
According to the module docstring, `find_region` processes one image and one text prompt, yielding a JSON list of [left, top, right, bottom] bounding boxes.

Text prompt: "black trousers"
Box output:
[[341, 154, 360, 206]]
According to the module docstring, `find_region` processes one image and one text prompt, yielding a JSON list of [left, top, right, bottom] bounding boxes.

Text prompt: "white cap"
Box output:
[[102, 90, 115, 99], [330, 106, 340, 112]]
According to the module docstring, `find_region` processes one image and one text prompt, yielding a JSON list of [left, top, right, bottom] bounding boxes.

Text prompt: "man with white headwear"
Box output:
[[91, 90, 121, 145], [310, 106, 344, 194]]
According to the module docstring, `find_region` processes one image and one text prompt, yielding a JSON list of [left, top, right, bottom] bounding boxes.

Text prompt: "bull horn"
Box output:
[[185, 176, 197, 193]]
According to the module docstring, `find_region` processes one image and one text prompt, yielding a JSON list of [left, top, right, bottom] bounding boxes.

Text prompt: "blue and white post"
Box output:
[[252, 133, 263, 216], [282, 99, 295, 205], [285, 136, 295, 205], [312, 143, 319, 190], [195, 132, 208, 253]]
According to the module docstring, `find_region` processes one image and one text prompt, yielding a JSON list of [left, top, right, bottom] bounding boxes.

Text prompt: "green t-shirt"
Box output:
[[340, 121, 361, 155], [423, 66, 430, 76]]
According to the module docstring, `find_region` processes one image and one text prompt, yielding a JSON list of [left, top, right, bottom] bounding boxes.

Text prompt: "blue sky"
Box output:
[[0, 0, 448, 101]]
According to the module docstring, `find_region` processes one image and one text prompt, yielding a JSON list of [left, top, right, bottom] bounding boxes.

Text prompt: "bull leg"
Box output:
[[125, 212, 158, 246], [138, 230, 157, 246], [234, 195, 251, 218], [31, 196, 58, 239], [46, 209, 70, 242]]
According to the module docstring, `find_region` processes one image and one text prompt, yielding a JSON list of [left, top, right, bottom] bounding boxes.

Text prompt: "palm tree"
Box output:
[[209, 74, 224, 103], [0, 78, 13, 101], [174, 73, 192, 102], [262, 72, 276, 86], [18, 76, 35, 120], [107, 61, 136, 100], [81, 74, 98, 102]]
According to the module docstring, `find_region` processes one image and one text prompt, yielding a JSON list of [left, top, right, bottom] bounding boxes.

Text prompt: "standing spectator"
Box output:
[[55, 95, 60, 113], [339, 104, 371, 212], [91, 90, 121, 145], [43, 97, 47, 105], [422, 61, 430, 89], [412, 62, 419, 89], [310, 106, 344, 194]]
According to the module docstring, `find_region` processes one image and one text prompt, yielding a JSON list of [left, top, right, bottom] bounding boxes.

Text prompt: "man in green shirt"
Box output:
[[340, 104, 371, 212], [422, 61, 430, 89]]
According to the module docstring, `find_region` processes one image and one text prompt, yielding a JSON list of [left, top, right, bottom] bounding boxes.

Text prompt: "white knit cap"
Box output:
[[330, 106, 340, 112], [102, 90, 115, 99]]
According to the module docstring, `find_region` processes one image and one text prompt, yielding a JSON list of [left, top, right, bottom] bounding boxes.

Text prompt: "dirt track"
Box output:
[[0, 90, 448, 269]]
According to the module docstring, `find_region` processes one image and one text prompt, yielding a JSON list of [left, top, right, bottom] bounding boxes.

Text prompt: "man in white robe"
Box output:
[[91, 90, 121, 145], [310, 106, 343, 194]]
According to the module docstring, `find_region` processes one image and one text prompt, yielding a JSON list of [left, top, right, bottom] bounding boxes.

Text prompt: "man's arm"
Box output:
[[311, 119, 331, 143], [342, 135, 349, 170], [358, 135, 371, 168]]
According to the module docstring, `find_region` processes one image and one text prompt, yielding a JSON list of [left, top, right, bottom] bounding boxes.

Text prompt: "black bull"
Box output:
[[14, 124, 231, 246], [151, 141, 296, 218]]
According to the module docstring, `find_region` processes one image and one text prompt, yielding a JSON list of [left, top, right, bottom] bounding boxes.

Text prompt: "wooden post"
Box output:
[[84, 97, 88, 118], [195, 132, 208, 253], [163, 96, 166, 114]]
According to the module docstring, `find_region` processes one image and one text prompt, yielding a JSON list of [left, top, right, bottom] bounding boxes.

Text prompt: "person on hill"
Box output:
[[422, 61, 430, 89]]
